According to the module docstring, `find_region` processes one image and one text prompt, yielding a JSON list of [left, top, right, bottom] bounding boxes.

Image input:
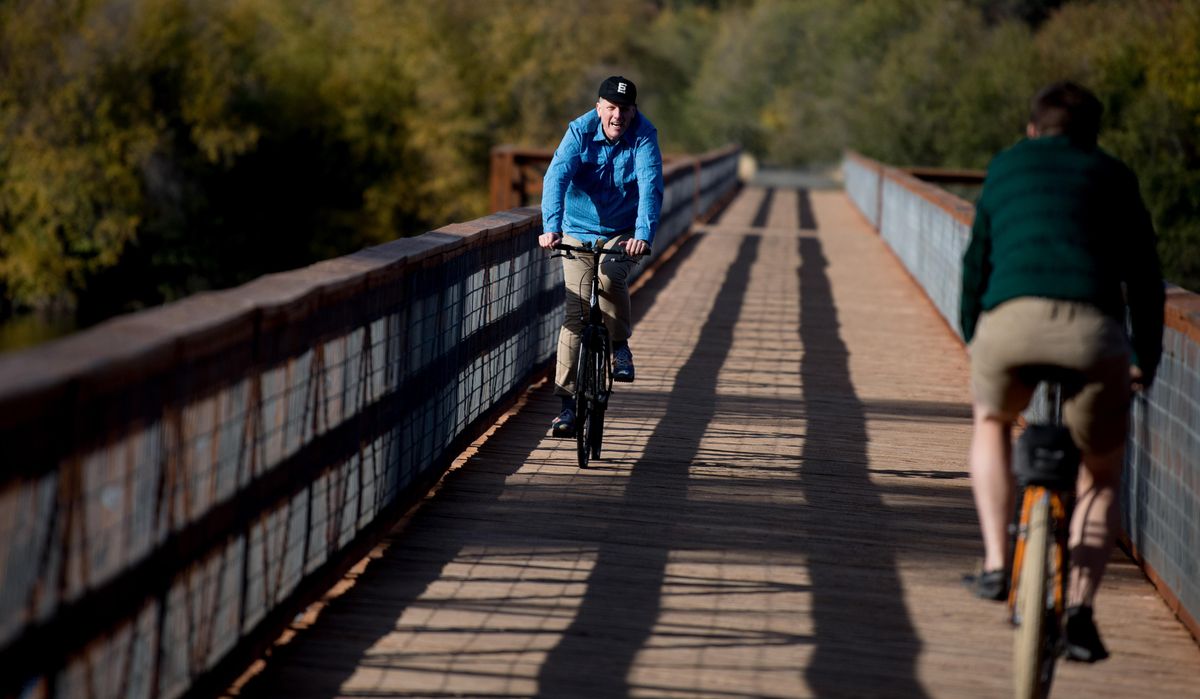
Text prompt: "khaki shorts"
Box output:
[[969, 297, 1131, 455]]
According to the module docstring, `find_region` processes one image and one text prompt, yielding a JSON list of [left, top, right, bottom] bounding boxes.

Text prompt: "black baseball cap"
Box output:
[[598, 76, 637, 106]]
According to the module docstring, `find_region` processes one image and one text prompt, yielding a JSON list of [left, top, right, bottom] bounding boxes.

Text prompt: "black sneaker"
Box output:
[[1063, 605, 1109, 662], [962, 568, 1008, 601], [551, 408, 575, 438], [613, 345, 635, 382]]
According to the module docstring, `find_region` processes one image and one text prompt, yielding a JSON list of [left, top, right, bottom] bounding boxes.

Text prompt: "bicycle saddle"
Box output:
[[1014, 364, 1086, 392]]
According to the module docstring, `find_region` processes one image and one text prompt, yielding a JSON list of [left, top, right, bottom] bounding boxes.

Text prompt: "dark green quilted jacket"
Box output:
[[960, 135, 1164, 379]]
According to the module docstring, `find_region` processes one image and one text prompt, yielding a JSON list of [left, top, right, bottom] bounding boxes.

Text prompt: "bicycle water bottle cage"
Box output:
[[1014, 424, 1081, 489]]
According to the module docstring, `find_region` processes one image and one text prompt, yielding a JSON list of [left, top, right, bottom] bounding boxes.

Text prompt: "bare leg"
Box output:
[[1069, 445, 1124, 607], [970, 406, 1014, 572]]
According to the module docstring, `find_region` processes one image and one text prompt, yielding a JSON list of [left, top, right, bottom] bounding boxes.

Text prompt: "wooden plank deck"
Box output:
[[227, 185, 1200, 698]]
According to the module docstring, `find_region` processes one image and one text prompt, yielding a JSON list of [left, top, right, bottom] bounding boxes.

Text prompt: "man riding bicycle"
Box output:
[[960, 81, 1164, 662], [537, 75, 664, 437]]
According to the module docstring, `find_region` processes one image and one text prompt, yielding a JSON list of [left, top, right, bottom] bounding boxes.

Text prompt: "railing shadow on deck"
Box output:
[[535, 233, 762, 696], [796, 235, 927, 698], [536, 226, 932, 697]]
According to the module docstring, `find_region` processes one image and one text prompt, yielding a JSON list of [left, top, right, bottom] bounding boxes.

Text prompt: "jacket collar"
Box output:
[[592, 113, 637, 146]]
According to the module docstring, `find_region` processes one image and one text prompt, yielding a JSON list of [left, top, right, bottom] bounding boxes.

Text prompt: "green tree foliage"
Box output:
[[1035, 0, 1200, 292], [0, 0, 648, 321], [0, 0, 1197, 328], [675, 0, 1199, 290]]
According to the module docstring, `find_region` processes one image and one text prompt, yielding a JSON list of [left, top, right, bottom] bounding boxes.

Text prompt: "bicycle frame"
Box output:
[[551, 240, 640, 467], [1009, 488, 1070, 617], [553, 241, 622, 393], [579, 258, 613, 411]]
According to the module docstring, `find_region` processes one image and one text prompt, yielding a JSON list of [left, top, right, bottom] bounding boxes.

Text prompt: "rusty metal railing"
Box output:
[[488, 145, 731, 214]]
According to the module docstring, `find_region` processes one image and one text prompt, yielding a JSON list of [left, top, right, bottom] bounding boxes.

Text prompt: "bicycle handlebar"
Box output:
[[551, 241, 652, 258]]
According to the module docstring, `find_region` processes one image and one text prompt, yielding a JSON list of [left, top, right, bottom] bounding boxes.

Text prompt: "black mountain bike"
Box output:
[[552, 241, 646, 469]]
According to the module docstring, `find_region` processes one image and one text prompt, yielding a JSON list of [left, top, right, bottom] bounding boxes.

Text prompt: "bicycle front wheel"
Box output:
[[590, 400, 606, 459], [575, 332, 597, 469], [1013, 490, 1052, 699], [589, 340, 609, 459]]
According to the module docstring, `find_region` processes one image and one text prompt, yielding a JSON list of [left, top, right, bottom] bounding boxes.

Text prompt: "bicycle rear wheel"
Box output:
[[1013, 490, 1053, 699]]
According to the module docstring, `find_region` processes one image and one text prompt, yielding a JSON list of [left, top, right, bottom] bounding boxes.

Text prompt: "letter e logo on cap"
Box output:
[[599, 75, 636, 104]]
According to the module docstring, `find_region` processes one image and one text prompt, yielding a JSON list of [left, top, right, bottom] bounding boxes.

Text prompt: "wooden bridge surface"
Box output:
[[227, 183, 1200, 698]]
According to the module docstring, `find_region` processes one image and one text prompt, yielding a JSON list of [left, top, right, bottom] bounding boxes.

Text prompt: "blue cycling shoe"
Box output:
[[551, 408, 575, 438], [613, 344, 635, 382]]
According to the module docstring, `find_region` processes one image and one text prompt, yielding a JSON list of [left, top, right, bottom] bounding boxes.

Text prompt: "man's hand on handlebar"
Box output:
[[620, 238, 650, 257], [541, 234, 650, 257]]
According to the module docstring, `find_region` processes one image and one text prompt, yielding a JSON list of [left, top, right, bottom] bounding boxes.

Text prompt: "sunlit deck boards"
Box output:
[[228, 183, 1200, 698]]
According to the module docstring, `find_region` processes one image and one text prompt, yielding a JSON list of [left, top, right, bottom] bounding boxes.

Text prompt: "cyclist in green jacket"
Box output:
[[960, 81, 1164, 662]]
